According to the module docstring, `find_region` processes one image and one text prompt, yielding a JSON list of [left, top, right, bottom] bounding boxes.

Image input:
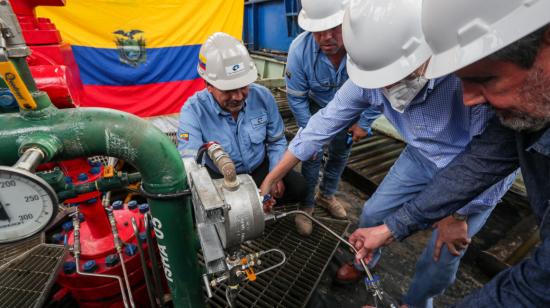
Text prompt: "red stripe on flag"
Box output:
[[80, 79, 205, 117]]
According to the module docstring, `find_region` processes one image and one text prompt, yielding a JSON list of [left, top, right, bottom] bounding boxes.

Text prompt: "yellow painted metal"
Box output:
[[0, 61, 37, 110]]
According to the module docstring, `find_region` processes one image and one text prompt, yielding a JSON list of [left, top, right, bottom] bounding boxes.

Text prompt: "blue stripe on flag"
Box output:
[[72, 45, 201, 86]]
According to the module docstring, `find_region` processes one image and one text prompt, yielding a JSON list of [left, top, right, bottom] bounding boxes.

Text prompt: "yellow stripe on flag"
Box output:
[[37, 0, 244, 48]]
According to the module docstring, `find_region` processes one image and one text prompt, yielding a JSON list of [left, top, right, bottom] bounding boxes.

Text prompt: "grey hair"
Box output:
[[488, 24, 549, 68]]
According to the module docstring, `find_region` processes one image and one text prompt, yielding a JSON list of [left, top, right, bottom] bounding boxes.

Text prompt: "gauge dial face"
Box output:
[[0, 166, 58, 243]]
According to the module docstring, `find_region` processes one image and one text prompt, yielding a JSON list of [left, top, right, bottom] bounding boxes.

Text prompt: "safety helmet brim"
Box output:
[[346, 46, 432, 89], [200, 65, 258, 91], [425, 1, 550, 79], [298, 10, 344, 32]]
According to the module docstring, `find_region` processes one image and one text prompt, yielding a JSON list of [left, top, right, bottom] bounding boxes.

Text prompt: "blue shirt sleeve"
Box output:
[[357, 108, 382, 132], [289, 80, 370, 161], [262, 88, 288, 171], [286, 41, 312, 129], [453, 104, 518, 215], [177, 101, 203, 159], [383, 117, 521, 240], [468, 103, 492, 138]]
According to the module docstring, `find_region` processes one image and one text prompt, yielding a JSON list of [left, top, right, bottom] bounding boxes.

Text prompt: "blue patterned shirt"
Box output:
[[286, 32, 380, 130], [289, 75, 516, 214], [177, 83, 287, 173], [384, 118, 550, 306]]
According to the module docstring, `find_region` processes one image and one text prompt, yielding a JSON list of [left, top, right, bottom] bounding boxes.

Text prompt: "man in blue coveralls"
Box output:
[[351, 0, 550, 306], [287, 0, 380, 235], [261, 1, 517, 307], [177, 32, 306, 204]]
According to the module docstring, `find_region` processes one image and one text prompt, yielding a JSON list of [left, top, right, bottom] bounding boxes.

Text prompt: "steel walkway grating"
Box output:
[[0, 234, 43, 268], [206, 206, 349, 307], [0, 244, 65, 308]]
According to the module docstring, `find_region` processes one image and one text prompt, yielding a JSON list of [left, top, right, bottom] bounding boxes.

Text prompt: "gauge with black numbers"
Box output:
[[0, 166, 58, 243]]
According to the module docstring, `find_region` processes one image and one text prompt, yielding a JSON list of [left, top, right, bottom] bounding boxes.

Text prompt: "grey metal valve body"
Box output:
[[183, 157, 265, 275]]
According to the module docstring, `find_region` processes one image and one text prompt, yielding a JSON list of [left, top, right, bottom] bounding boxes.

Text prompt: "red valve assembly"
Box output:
[[8, 1, 163, 306], [12, 0, 83, 108]]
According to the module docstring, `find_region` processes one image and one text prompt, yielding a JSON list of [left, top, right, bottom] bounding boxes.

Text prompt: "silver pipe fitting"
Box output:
[[72, 207, 130, 308], [13, 147, 44, 172], [104, 204, 135, 308], [207, 143, 239, 190], [274, 210, 385, 302]]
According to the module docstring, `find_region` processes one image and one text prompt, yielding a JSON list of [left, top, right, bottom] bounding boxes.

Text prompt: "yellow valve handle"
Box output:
[[0, 61, 37, 110], [241, 258, 257, 281], [244, 268, 256, 281], [124, 182, 141, 203], [103, 165, 115, 178]]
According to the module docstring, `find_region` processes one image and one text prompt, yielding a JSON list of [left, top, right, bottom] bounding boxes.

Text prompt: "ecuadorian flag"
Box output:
[[37, 0, 244, 117]]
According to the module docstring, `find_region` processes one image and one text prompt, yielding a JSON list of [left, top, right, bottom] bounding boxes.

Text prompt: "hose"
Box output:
[[255, 248, 286, 276], [273, 210, 386, 302]]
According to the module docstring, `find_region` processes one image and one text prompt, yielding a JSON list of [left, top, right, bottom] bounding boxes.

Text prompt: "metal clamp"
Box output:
[[139, 185, 191, 200]]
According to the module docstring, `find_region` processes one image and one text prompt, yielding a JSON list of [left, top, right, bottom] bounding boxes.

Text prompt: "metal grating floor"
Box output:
[[0, 244, 65, 308], [206, 206, 349, 308], [0, 234, 44, 268]]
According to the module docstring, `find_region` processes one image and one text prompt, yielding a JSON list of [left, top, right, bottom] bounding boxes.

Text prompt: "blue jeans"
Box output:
[[301, 127, 351, 207], [358, 146, 513, 308]]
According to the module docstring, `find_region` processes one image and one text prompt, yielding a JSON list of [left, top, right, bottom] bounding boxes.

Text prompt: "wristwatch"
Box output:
[[452, 212, 468, 221]]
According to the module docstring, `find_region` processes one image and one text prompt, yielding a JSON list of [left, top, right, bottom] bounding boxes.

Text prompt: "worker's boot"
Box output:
[[315, 193, 347, 219], [335, 262, 364, 284], [295, 207, 314, 236]]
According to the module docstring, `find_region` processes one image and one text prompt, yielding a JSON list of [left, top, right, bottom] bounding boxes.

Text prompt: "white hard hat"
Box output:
[[298, 0, 349, 32], [343, 0, 431, 89], [197, 32, 258, 91], [423, 0, 550, 79]]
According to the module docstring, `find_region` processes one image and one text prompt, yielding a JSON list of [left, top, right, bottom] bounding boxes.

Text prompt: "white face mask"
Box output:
[[382, 76, 429, 113]]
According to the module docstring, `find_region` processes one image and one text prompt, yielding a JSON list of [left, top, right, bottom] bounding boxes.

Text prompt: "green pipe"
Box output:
[[0, 107, 203, 308], [41, 171, 142, 201]]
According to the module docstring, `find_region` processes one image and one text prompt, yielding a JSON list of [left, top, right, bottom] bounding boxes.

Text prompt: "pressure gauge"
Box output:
[[0, 166, 58, 243]]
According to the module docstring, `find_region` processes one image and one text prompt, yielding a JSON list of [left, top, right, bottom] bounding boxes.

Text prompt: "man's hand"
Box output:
[[348, 124, 370, 143], [270, 180, 285, 199], [262, 194, 277, 213], [259, 178, 275, 197], [433, 215, 470, 261], [259, 177, 278, 213], [349, 224, 394, 264]]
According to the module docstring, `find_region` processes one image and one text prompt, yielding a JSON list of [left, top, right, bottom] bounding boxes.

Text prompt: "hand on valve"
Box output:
[[349, 224, 395, 264]]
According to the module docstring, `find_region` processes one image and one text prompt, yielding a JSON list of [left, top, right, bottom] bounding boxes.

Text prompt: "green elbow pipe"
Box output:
[[0, 107, 203, 308]]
